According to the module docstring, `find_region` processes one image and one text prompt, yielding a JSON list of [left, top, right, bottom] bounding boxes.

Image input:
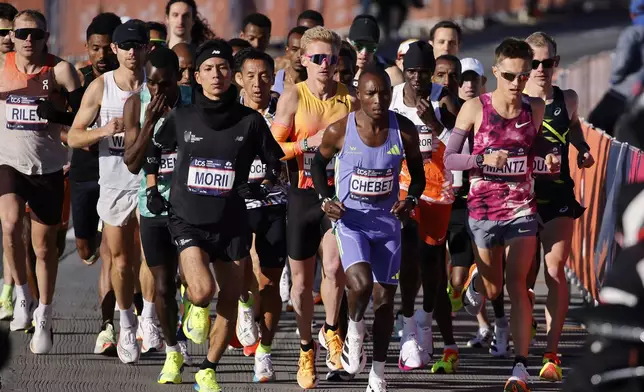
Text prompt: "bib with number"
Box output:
[[248, 157, 266, 183], [108, 133, 125, 156], [303, 151, 335, 181], [349, 167, 395, 203], [482, 148, 529, 182], [187, 158, 235, 196], [159, 152, 178, 178], [6, 95, 48, 131]]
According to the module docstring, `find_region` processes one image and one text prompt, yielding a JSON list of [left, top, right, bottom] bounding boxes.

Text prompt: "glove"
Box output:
[[146, 186, 168, 215], [236, 182, 269, 200], [36, 99, 57, 120]]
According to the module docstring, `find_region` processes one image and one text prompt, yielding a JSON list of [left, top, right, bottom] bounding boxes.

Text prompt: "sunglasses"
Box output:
[[117, 41, 147, 51], [14, 28, 46, 41], [304, 54, 339, 66], [532, 58, 557, 70], [351, 41, 378, 53], [499, 70, 531, 83], [0, 29, 11, 37]]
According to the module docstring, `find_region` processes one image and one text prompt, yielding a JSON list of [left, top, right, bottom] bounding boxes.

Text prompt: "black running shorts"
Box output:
[[248, 205, 287, 269], [140, 215, 177, 268], [286, 187, 332, 261]]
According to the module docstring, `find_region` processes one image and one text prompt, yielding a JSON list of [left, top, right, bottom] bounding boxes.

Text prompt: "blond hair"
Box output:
[[525, 32, 557, 55], [300, 26, 341, 55]]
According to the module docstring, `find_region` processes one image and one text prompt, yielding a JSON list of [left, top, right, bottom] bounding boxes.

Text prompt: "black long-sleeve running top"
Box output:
[[148, 86, 285, 225]]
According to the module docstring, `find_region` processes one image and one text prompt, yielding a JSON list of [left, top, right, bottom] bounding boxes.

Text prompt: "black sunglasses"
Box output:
[[350, 40, 378, 53], [14, 28, 46, 41], [499, 70, 531, 83], [304, 54, 339, 66], [532, 58, 557, 70], [0, 29, 11, 37], [117, 41, 147, 51]]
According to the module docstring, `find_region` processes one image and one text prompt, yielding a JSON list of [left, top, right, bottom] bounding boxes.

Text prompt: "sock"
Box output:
[[415, 310, 432, 328], [444, 344, 458, 352], [1, 283, 13, 301], [37, 302, 52, 316], [495, 316, 509, 329], [142, 299, 156, 319], [324, 322, 338, 332], [119, 307, 136, 329], [239, 292, 253, 308], [257, 343, 271, 355], [348, 318, 365, 337], [166, 344, 179, 353], [402, 316, 416, 336], [370, 360, 385, 379], [300, 340, 314, 352], [133, 292, 144, 315], [514, 355, 528, 367], [200, 359, 217, 371], [15, 283, 32, 303]]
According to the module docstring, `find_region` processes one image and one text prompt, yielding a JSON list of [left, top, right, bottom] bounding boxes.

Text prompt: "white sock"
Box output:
[[37, 302, 52, 316], [370, 360, 385, 379], [119, 307, 136, 329], [142, 299, 156, 319], [348, 318, 365, 337], [416, 310, 432, 328], [166, 344, 179, 353], [402, 316, 416, 336], [495, 316, 509, 329], [15, 283, 32, 306]]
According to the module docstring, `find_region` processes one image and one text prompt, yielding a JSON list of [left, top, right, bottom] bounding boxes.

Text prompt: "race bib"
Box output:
[[482, 148, 529, 182], [350, 167, 395, 203], [303, 151, 335, 180], [108, 133, 125, 156], [6, 95, 47, 131], [249, 157, 266, 183], [187, 158, 235, 196], [418, 126, 433, 161], [158, 152, 177, 177], [533, 144, 561, 179]]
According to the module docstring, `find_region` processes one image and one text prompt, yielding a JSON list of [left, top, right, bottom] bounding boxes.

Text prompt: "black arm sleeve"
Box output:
[[254, 115, 285, 184], [312, 150, 334, 199], [569, 127, 590, 154], [37, 88, 85, 126], [406, 159, 425, 200], [68, 88, 84, 113], [142, 138, 162, 175], [153, 109, 178, 151]]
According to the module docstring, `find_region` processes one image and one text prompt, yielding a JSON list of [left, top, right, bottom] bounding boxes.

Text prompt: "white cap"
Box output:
[[397, 38, 419, 57], [460, 57, 484, 76]]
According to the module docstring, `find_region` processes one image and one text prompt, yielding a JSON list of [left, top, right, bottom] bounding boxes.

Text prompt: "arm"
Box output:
[[123, 94, 145, 173], [270, 84, 302, 160], [564, 89, 594, 168], [530, 98, 561, 173], [68, 77, 116, 148], [142, 138, 168, 215], [443, 99, 481, 171], [254, 115, 286, 186], [398, 115, 426, 200], [610, 27, 640, 85], [438, 88, 461, 130], [312, 119, 346, 199], [39, 60, 83, 127]]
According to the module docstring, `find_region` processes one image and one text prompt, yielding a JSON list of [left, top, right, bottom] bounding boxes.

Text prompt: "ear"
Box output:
[[300, 54, 309, 68], [194, 70, 201, 86], [554, 55, 561, 67], [234, 71, 243, 87], [9, 30, 14, 44], [111, 43, 118, 55], [482, 75, 488, 87]]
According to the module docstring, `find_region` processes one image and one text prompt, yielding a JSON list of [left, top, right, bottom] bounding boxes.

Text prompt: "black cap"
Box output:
[[112, 20, 149, 45], [404, 41, 435, 71], [349, 15, 380, 45]]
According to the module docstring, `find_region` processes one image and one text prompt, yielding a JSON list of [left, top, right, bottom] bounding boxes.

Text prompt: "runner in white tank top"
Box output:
[[0, 10, 81, 355], [69, 20, 149, 365]]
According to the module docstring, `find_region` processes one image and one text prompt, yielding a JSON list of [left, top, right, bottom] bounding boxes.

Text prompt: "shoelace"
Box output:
[[326, 333, 343, 360], [123, 329, 137, 346], [298, 350, 315, 372], [370, 378, 387, 391], [257, 354, 273, 372]]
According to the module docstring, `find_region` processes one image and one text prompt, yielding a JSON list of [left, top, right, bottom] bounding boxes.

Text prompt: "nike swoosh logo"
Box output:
[[518, 229, 530, 233], [515, 122, 530, 128]]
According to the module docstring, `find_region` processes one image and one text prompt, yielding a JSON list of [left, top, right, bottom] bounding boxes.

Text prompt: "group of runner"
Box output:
[[0, 2, 595, 392]]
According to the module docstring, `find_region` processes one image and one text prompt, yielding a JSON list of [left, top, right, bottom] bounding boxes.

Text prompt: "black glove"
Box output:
[[236, 182, 269, 200], [36, 99, 57, 120], [146, 186, 168, 215]]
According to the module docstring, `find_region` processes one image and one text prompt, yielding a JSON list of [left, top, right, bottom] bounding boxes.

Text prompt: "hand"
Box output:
[[101, 117, 124, 137], [146, 186, 168, 215], [545, 153, 561, 173], [305, 130, 325, 150], [145, 93, 168, 126], [321, 198, 345, 221], [483, 150, 508, 168], [236, 182, 269, 200], [416, 98, 439, 128], [577, 151, 594, 168], [391, 199, 415, 221], [36, 99, 56, 120]]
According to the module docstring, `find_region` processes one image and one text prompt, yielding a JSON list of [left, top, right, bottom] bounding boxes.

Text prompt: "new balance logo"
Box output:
[[235, 136, 244, 142], [387, 145, 401, 155]]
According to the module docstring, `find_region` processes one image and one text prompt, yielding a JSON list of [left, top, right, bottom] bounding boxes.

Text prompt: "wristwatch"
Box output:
[[302, 138, 309, 152], [321, 197, 333, 211], [476, 154, 485, 168], [405, 195, 418, 208]]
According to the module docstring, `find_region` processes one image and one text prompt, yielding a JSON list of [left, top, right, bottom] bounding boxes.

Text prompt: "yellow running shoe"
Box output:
[[157, 351, 184, 384], [194, 368, 221, 392], [297, 342, 319, 389], [0, 297, 14, 320], [319, 327, 344, 371], [182, 303, 210, 345], [447, 281, 463, 312], [431, 348, 459, 374], [539, 352, 563, 382]]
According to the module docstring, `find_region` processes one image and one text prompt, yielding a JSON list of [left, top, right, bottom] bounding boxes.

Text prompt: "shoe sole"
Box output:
[[504, 379, 530, 392], [539, 365, 562, 382], [158, 376, 182, 385], [94, 342, 117, 355], [398, 358, 423, 371], [253, 375, 275, 383]]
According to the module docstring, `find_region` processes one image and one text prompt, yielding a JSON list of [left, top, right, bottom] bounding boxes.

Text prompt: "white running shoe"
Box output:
[[236, 297, 259, 347], [10, 297, 32, 331], [140, 317, 164, 353], [504, 362, 530, 391], [463, 266, 484, 316], [366, 375, 388, 392], [341, 332, 366, 375], [29, 308, 53, 354], [279, 266, 290, 303], [117, 323, 141, 364], [94, 323, 117, 354], [398, 317, 424, 371], [253, 351, 275, 383], [467, 327, 493, 348], [414, 311, 433, 364], [178, 340, 192, 366], [490, 325, 510, 358]]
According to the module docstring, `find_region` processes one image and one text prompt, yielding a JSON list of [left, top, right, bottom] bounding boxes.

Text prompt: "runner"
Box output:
[[171, 42, 195, 106], [348, 15, 382, 88], [0, 10, 81, 355], [148, 38, 285, 391], [389, 40, 461, 373], [444, 37, 559, 392], [234, 47, 288, 382], [312, 64, 425, 392], [0, 1, 18, 322], [272, 26, 309, 96], [69, 20, 149, 364], [229, 38, 252, 56], [297, 10, 325, 28], [335, 42, 357, 93], [239, 13, 271, 53], [122, 46, 186, 383], [429, 20, 462, 58], [146, 22, 168, 50], [386, 39, 419, 87], [433, 54, 461, 98], [524, 31, 594, 382], [165, 0, 215, 49], [271, 26, 355, 389]]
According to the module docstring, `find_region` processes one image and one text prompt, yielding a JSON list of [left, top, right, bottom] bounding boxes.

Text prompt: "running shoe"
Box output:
[[447, 280, 463, 312], [286, 299, 294, 312], [29, 308, 53, 354], [431, 348, 459, 374], [253, 351, 275, 383], [194, 368, 221, 392], [244, 339, 260, 357], [158, 351, 184, 384], [182, 303, 210, 345], [366, 375, 388, 392], [504, 362, 531, 392], [342, 330, 367, 375], [319, 327, 344, 371], [227, 331, 243, 350], [467, 327, 493, 348], [296, 342, 319, 389], [82, 248, 100, 266], [539, 352, 563, 382], [236, 295, 259, 347], [326, 370, 355, 381], [9, 298, 32, 331], [313, 292, 322, 305], [141, 316, 164, 353], [279, 266, 290, 303], [117, 323, 140, 364], [490, 325, 510, 358], [94, 323, 117, 354], [398, 319, 424, 371], [462, 265, 484, 316], [178, 340, 192, 366], [0, 297, 13, 320], [415, 310, 433, 364]]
